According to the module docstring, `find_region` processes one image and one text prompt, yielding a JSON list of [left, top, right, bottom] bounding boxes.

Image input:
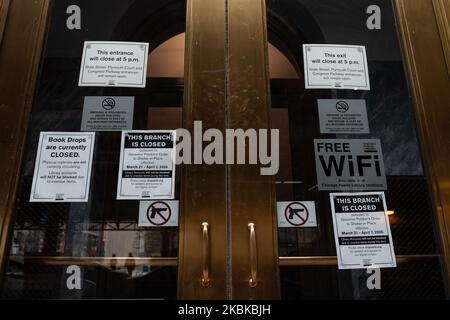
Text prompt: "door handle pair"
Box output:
[[200, 222, 258, 288]]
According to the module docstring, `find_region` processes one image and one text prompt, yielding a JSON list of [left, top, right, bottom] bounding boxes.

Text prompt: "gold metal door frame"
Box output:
[[0, 0, 51, 288], [0, 0, 11, 45], [178, 0, 228, 299], [227, 0, 280, 299], [395, 0, 450, 288], [179, 0, 281, 299]]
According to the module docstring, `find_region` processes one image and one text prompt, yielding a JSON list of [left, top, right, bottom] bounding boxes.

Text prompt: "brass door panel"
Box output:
[[0, 0, 11, 45], [396, 0, 450, 287], [227, 0, 280, 299], [432, 0, 450, 76], [0, 0, 51, 287], [178, 0, 228, 299]]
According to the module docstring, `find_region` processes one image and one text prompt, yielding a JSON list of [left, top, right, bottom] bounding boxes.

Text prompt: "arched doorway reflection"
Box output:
[[147, 32, 299, 79]]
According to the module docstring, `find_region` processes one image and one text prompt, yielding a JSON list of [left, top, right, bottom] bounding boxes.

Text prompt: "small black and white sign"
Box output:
[[314, 139, 387, 191], [30, 132, 95, 202], [139, 200, 179, 227], [81, 96, 134, 131], [330, 192, 396, 269], [117, 131, 176, 200], [78, 41, 149, 88], [277, 201, 317, 228], [318, 99, 370, 134], [303, 44, 370, 90]]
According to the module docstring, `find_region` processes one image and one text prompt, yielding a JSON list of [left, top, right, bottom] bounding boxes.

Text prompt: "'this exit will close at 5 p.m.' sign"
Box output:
[[314, 139, 387, 191], [303, 44, 370, 90]]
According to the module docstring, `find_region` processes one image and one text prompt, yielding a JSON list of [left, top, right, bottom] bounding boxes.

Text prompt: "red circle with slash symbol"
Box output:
[[284, 202, 309, 226], [146, 201, 172, 226]]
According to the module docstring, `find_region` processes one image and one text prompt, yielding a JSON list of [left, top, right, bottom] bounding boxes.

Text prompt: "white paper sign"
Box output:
[[318, 99, 370, 134], [314, 139, 387, 191], [277, 201, 317, 228], [81, 96, 134, 132], [78, 41, 149, 88], [330, 192, 396, 269], [139, 200, 179, 227], [303, 44, 370, 90], [117, 131, 176, 200], [30, 132, 95, 202]]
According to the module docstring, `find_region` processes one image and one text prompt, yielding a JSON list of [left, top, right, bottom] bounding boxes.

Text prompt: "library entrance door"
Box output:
[[1, 0, 449, 300]]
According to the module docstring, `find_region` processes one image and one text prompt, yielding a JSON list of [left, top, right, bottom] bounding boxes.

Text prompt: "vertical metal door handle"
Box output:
[[201, 222, 210, 287], [248, 222, 257, 287]]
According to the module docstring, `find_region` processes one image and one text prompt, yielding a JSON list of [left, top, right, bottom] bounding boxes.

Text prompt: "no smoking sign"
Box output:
[[139, 200, 179, 227], [277, 201, 317, 228]]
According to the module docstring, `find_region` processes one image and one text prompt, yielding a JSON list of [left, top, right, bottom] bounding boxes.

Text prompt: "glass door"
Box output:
[[263, 0, 448, 299], [1, 0, 201, 300], [2, 0, 450, 301]]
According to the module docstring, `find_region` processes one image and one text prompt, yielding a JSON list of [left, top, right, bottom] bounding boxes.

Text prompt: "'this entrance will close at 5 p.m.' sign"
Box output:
[[117, 131, 176, 200], [277, 201, 317, 228], [30, 132, 95, 202], [314, 139, 387, 191], [330, 192, 396, 270], [303, 44, 370, 90], [139, 200, 179, 227], [78, 41, 149, 88]]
